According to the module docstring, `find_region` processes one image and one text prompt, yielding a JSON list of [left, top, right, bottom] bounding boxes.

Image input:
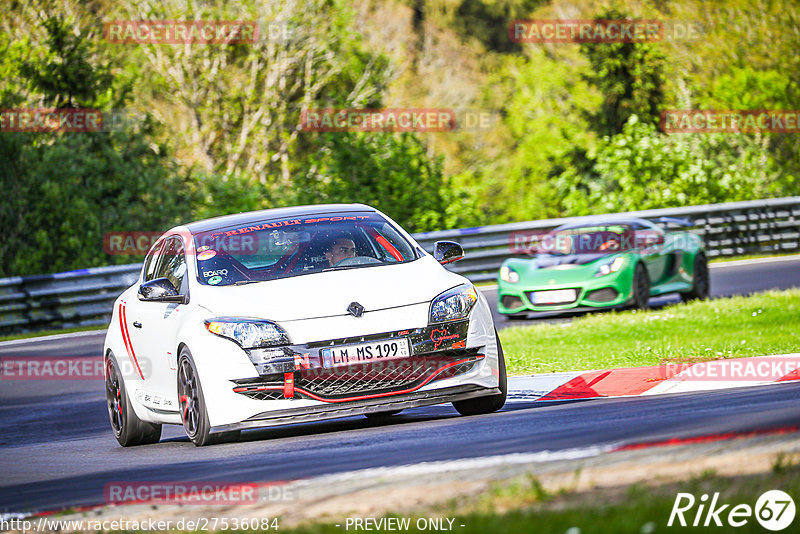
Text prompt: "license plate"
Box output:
[[533, 289, 577, 304], [321, 338, 411, 368]]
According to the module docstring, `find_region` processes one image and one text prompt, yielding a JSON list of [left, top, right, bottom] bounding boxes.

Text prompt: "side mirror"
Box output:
[[138, 277, 185, 303], [433, 241, 465, 265]]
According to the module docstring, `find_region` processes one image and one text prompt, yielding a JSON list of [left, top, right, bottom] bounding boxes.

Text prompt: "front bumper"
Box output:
[[497, 268, 634, 314], [211, 384, 498, 433], [191, 299, 500, 429]]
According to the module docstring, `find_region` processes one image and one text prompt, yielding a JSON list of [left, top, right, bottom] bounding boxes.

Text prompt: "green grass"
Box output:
[[280, 462, 800, 534], [499, 288, 800, 375], [0, 324, 106, 342]]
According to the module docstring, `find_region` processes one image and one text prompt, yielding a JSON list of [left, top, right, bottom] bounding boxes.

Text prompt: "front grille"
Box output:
[[234, 350, 483, 402], [296, 353, 481, 399], [239, 389, 284, 401]]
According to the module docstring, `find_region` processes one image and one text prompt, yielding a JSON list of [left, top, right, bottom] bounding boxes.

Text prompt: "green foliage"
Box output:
[[580, 8, 667, 137], [556, 115, 790, 215], [450, 0, 543, 53], [0, 32, 29, 107], [294, 132, 447, 233], [0, 11, 189, 277], [0, 130, 190, 276], [18, 14, 113, 108], [490, 49, 600, 222], [3, 0, 800, 277]]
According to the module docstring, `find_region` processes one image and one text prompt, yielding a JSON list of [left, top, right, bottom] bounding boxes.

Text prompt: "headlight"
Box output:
[[429, 284, 478, 324], [500, 265, 520, 283], [595, 256, 625, 277], [204, 317, 290, 349]]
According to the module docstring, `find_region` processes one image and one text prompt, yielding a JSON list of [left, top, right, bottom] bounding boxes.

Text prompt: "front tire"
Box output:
[[630, 262, 651, 309], [452, 331, 507, 416], [105, 353, 161, 447], [178, 348, 241, 446], [681, 254, 710, 302]]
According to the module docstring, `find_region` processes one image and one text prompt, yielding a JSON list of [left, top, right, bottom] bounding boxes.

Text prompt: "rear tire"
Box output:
[[452, 331, 507, 416], [178, 348, 241, 446], [105, 353, 162, 447], [681, 254, 710, 302], [630, 262, 651, 310]]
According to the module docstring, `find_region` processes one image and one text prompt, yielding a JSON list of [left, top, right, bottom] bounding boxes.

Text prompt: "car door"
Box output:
[[127, 235, 188, 409], [636, 221, 668, 284]]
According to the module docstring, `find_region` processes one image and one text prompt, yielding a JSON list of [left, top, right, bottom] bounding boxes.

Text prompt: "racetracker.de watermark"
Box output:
[[0, 356, 147, 380], [300, 108, 500, 133], [103, 20, 259, 44], [103, 231, 260, 255], [510, 19, 662, 42], [658, 356, 800, 381], [104, 481, 293, 505], [0, 109, 151, 133], [1, 108, 102, 132], [508, 228, 674, 255], [509, 19, 705, 43], [661, 110, 800, 133], [301, 108, 456, 132]]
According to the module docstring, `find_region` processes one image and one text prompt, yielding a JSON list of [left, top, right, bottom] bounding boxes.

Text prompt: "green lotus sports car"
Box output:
[[497, 217, 709, 317]]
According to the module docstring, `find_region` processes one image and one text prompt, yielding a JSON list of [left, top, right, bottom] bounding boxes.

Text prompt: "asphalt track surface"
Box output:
[[1, 257, 799, 514]]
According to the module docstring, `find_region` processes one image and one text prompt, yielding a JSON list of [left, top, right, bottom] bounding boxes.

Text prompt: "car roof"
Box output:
[[183, 203, 377, 234], [554, 217, 657, 231]]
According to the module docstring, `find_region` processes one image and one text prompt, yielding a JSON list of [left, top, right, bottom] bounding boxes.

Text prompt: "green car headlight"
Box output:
[[595, 256, 625, 277], [429, 284, 478, 324], [500, 265, 520, 283], [205, 317, 290, 349]]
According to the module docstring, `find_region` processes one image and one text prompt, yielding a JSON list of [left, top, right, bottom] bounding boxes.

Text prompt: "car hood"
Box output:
[[505, 253, 626, 285], [195, 256, 464, 322], [532, 253, 607, 267]]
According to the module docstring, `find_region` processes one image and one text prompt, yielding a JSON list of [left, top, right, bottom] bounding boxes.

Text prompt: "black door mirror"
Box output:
[[138, 277, 185, 303], [433, 241, 465, 265]]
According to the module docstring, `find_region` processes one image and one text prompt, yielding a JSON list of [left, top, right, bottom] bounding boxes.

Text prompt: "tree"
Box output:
[[0, 11, 189, 276], [295, 132, 447, 232], [555, 115, 790, 215], [118, 0, 391, 184], [579, 8, 666, 137]]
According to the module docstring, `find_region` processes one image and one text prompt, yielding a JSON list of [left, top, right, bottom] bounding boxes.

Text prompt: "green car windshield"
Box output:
[[541, 225, 636, 255]]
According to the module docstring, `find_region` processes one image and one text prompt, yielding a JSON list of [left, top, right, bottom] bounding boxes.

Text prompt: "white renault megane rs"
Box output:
[[104, 204, 506, 446]]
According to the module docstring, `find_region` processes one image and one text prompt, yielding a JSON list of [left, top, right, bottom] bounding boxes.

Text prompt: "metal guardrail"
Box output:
[[0, 265, 141, 333], [1, 197, 798, 334], [414, 196, 800, 283]]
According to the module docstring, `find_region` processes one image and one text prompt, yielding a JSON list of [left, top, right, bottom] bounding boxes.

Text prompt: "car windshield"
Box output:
[[192, 212, 418, 286], [538, 224, 635, 256]]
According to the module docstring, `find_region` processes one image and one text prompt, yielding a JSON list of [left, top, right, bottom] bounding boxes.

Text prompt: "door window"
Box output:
[[154, 237, 187, 292]]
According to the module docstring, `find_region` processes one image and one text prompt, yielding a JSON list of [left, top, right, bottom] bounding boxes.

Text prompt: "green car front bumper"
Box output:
[[497, 262, 635, 314]]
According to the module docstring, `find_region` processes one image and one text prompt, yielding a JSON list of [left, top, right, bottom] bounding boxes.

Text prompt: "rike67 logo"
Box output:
[[669, 490, 795, 530]]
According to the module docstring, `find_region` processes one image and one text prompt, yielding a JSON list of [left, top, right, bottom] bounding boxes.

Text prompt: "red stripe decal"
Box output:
[[117, 304, 133, 360], [375, 235, 403, 262], [119, 303, 144, 379]]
